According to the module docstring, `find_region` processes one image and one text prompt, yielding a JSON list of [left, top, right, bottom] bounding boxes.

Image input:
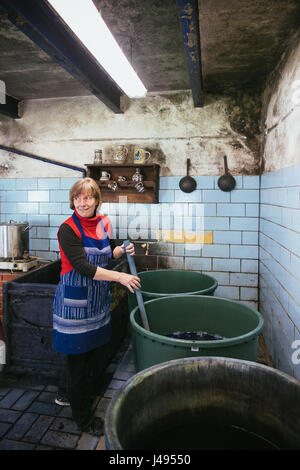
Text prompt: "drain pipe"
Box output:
[[0, 145, 87, 177]]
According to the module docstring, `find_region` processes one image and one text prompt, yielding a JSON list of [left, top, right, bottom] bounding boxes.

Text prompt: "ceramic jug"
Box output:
[[113, 145, 128, 164], [100, 171, 111, 181], [132, 168, 143, 182]]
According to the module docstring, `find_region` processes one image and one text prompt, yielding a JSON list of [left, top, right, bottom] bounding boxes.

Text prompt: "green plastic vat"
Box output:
[[130, 295, 264, 372], [128, 270, 218, 313]]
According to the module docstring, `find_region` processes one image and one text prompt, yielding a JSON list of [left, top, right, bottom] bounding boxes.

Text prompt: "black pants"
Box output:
[[59, 344, 107, 430]]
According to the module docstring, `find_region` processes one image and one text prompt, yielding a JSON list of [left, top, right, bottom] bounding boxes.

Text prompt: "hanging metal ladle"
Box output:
[[217, 155, 236, 192]]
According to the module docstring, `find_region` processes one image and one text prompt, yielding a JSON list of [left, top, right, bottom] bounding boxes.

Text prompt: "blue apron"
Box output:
[[53, 213, 112, 354]]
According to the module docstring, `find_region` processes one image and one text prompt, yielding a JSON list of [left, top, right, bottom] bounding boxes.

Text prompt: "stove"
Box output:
[[0, 256, 39, 272]]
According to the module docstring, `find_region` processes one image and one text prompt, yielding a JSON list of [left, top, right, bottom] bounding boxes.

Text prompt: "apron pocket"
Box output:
[[63, 285, 88, 319]]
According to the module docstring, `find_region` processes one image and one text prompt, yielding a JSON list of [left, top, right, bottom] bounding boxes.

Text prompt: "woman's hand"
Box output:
[[117, 272, 141, 293], [93, 266, 140, 292], [122, 242, 135, 256], [113, 242, 135, 259]]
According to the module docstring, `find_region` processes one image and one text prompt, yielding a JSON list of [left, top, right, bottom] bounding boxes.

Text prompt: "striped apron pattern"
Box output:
[[53, 212, 112, 354]]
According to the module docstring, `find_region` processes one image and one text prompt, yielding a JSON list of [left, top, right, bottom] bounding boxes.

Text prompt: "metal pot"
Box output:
[[0, 221, 30, 258]]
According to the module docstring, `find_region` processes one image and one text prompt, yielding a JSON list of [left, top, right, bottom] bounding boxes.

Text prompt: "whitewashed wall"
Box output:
[[0, 91, 259, 178], [260, 29, 300, 379]]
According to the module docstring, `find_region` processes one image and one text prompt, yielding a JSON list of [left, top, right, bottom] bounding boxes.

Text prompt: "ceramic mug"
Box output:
[[100, 171, 111, 181], [133, 148, 151, 164], [117, 175, 127, 182], [108, 181, 118, 191], [113, 145, 128, 164], [135, 182, 145, 193]]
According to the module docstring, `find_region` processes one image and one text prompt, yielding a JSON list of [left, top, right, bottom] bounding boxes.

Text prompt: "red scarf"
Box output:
[[58, 210, 112, 275]]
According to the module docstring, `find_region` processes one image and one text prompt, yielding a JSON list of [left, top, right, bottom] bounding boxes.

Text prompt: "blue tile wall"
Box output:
[[259, 164, 300, 380], [6, 169, 299, 380], [0, 178, 73, 261], [0, 175, 260, 309]]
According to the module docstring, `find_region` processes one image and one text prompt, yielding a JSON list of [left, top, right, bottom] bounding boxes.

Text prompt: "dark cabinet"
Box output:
[[85, 164, 160, 203]]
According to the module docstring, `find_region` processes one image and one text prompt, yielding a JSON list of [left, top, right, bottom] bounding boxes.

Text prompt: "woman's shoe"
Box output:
[[54, 394, 70, 406]]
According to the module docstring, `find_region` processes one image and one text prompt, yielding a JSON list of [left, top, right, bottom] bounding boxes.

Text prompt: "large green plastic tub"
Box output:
[[128, 270, 218, 313], [130, 295, 264, 372]]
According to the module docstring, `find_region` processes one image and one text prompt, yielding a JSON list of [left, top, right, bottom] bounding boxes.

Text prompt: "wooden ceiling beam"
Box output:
[[177, 0, 204, 107], [0, 0, 124, 113]]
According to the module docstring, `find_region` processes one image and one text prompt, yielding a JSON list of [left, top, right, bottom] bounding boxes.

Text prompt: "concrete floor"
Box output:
[[0, 334, 272, 451]]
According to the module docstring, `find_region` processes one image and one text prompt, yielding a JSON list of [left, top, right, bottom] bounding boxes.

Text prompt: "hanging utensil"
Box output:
[[217, 155, 236, 192], [124, 240, 150, 331], [179, 158, 197, 193]]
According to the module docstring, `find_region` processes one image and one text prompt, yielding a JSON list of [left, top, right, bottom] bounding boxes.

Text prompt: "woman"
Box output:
[[53, 177, 140, 436]]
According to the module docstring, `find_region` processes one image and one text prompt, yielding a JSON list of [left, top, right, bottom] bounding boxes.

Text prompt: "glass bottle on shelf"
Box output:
[[94, 149, 103, 164]]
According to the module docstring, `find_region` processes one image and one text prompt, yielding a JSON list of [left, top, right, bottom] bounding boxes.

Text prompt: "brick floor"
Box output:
[[0, 335, 133, 450]]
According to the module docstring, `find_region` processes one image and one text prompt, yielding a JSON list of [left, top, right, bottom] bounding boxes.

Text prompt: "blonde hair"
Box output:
[[69, 177, 102, 210]]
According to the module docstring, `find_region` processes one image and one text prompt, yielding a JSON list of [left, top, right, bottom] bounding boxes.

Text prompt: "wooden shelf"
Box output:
[[85, 164, 160, 203]]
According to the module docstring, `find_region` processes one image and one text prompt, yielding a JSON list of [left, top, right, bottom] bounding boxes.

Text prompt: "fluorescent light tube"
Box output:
[[47, 0, 147, 98]]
